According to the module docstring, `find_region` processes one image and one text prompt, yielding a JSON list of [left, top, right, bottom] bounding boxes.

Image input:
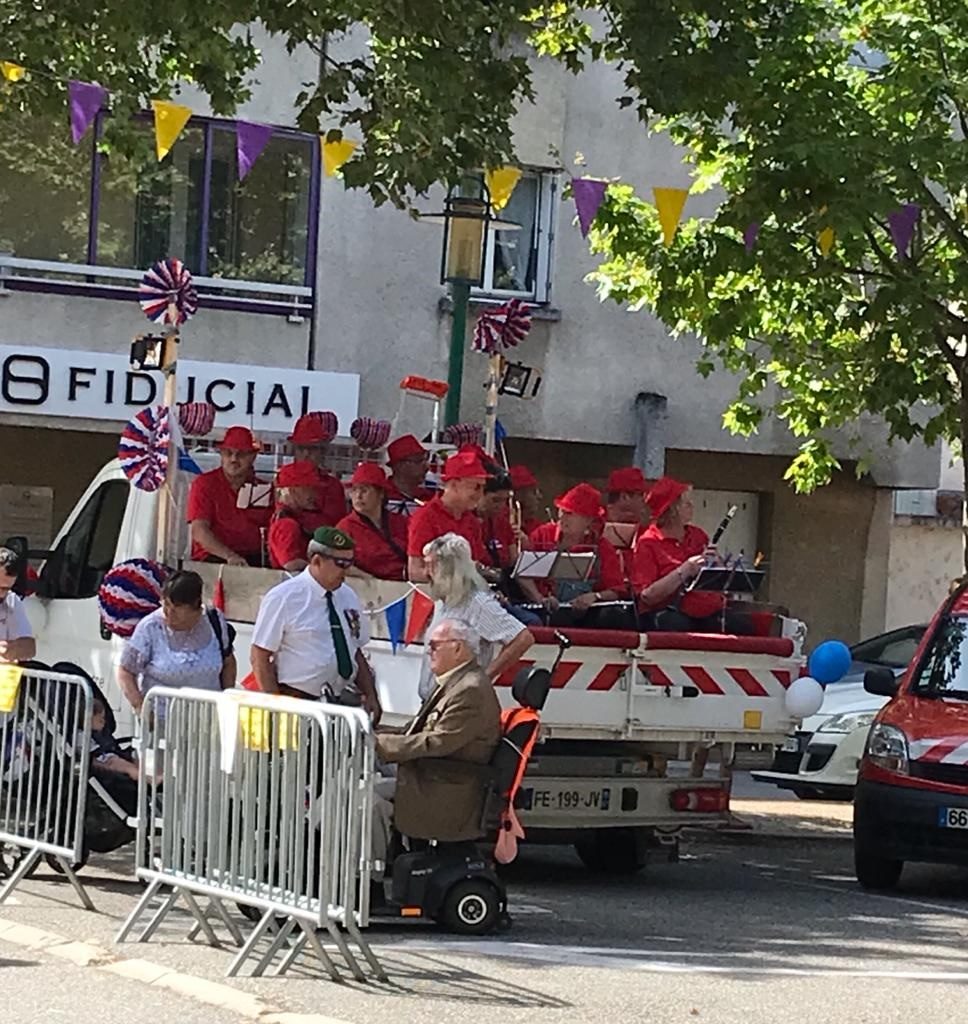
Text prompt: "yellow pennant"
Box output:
[[1, 62, 26, 82], [0, 664, 24, 714], [321, 137, 357, 177], [818, 226, 835, 256], [652, 187, 690, 246], [485, 166, 522, 212], [151, 99, 192, 161]]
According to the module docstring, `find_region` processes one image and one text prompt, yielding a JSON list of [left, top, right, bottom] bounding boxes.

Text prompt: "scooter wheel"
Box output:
[[438, 879, 501, 936]]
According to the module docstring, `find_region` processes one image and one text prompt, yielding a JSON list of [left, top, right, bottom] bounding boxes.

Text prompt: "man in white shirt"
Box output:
[[0, 548, 36, 664], [250, 527, 381, 722]]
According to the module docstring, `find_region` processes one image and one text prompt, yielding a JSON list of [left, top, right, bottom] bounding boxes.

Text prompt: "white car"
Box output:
[[751, 625, 925, 799]]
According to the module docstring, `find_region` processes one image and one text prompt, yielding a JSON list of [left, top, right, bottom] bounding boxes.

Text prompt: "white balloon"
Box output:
[[785, 676, 825, 719]]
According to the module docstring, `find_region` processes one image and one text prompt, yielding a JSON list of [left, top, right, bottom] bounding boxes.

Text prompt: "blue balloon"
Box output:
[[808, 640, 852, 684]]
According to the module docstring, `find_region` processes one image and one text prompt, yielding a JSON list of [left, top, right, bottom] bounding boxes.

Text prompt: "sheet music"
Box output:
[[236, 482, 273, 510]]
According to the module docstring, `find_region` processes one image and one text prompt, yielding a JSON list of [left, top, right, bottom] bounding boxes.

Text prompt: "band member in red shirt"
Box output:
[[632, 476, 731, 631], [479, 469, 518, 573], [187, 426, 271, 565], [337, 463, 409, 580], [523, 483, 626, 624], [384, 434, 433, 514], [408, 451, 488, 581], [287, 413, 347, 528], [268, 460, 320, 571], [604, 466, 650, 581], [509, 464, 544, 535]]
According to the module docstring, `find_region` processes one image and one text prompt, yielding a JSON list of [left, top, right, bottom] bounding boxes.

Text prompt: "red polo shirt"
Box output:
[[481, 510, 517, 569], [297, 467, 347, 530], [268, 507, 316, 569], [632, 523, 709, 609], [337, 509, 409, 580], [528, 522, 625, 595], [187, 468, 271, 562], [408, 496, 486, 562]]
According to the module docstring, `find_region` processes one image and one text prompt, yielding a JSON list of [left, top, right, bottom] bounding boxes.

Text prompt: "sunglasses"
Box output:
[[328, 556, 354, 569]]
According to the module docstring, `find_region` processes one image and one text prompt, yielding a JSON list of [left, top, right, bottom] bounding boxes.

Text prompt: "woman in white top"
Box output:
[[418, 533, 534, 700], [0, 547, 35, 664], [118, 570, 236, 715]]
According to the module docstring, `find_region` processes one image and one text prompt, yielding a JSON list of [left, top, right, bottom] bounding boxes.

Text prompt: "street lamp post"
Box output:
[[437, 181, 492, 427]]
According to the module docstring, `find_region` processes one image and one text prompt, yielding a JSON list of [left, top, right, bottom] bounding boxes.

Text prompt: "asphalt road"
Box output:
[[2, 794, 968, 1024]]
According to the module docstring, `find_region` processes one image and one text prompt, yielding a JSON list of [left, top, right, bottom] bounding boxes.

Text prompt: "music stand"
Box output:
[[603, 522, 639, 550], [512, 550, 598, 582], [691, 565, 766, 596]]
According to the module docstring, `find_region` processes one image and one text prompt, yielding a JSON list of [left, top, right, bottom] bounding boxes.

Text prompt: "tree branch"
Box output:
[[912, 174, 968, 261]]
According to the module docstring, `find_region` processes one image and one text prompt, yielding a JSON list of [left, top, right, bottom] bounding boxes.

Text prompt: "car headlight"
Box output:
[[864, 723, 909, 775], [816, 711, 877, 735]]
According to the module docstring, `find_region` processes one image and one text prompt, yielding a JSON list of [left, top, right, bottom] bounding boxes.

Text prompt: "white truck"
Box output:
[[15, 446, 805, 872]]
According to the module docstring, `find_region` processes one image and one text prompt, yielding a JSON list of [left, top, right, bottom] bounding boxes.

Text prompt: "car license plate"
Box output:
[[521, 786, 611, 813], [938, 807, 968, 829]]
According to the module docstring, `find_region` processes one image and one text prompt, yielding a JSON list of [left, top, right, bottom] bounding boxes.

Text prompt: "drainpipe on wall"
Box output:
[[306, 32, 329, 372], [633, 392, 668, 479]]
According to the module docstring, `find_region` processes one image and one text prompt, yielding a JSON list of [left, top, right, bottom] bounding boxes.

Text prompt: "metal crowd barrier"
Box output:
[[117, 687, 386, 982], [0, 665, 94, 909]]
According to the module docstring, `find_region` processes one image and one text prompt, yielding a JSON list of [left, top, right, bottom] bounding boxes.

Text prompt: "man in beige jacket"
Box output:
[[375, 619, 501, 854]]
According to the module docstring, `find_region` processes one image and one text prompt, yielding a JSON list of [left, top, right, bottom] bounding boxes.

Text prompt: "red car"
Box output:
[[854, 585, 968, 889]]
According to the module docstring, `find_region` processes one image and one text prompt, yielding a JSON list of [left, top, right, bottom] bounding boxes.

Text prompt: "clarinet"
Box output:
[[684, 504, 738, 592]]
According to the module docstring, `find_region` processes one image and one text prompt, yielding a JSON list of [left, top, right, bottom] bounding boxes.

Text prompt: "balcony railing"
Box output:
[[0, 255, 313, 318]]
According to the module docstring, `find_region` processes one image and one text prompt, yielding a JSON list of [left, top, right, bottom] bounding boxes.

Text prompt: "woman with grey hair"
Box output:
[[418, 533, 534, 699]]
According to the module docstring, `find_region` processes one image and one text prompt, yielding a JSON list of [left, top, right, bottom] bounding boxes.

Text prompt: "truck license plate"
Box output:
[[938, 807, 968, 829], [523, 787, 611, 813]]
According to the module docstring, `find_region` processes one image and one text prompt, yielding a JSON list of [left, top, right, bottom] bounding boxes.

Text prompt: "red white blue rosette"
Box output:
[[351, 416, 392, 450], [177, 401, 216, 437], [118, 406, 170, 491], [138, 258, 198, 326], [98, 559, 170, 638], [472, 298, 532, 354], [442, 422, 484, 448]]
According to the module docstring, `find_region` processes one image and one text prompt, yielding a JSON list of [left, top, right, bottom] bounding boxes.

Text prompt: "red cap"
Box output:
[[646, 477, 690, 520], [350, 462, 388, 489], [276, 460, 319, 488], [555, 483, 603, 520], [509, 465, 538, 490], [442, 452, 489, 482], [606, 467, 648, 495], [289, 413, 336, 446], [386, 434, 426, 463], [218, 426, 260, 452]]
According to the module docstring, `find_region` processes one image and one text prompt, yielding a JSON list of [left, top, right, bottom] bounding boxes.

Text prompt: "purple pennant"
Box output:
[[68, 80, 107, 145], [887, 203, 921, 259], [236, 121, 274, 181], [572, 178, 608, 237], [743, 221, 761, 253]]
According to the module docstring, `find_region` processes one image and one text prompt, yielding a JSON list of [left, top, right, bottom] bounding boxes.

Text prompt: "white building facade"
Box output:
[[0, 30, 952, 642]]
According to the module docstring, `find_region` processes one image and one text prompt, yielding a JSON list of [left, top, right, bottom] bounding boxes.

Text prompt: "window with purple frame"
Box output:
[[0, 109, 318, 289]]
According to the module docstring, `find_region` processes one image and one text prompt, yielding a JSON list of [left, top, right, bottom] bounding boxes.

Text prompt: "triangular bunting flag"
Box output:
[[818, 226, 835, 256], [0, 62, 25, 83], [151, 99, 192, 162], [177, 447, 202, 474], [213, 566, 226, 612], [404, 590, 435, 646], [385, 597, 407, 654], [652, 187, 689, 246], [485, 166, 522, 212], [887, 203, 920, 259], [236, 121, 273, 181], [743, 221, 760, 254], [68, 80, 106, 145], [572, 178, 607, 238], [321, 136, 357, 177]]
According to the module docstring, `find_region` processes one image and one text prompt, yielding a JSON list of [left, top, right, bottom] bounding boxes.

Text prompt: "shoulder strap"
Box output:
[[206, 607, 230, 660]]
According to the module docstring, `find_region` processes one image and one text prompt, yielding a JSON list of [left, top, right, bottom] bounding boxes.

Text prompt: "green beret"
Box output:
[[312, 526, 355, 551]]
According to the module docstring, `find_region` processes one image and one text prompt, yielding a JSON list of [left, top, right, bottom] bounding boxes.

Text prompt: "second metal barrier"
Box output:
[[117, 687, 385, 982]]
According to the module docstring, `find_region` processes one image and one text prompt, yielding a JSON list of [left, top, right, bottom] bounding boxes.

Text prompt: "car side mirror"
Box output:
[[864, 666, 898, 698]]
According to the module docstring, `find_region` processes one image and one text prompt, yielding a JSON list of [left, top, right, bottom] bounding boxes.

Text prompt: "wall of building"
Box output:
[[885, 521, 963, 630]]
